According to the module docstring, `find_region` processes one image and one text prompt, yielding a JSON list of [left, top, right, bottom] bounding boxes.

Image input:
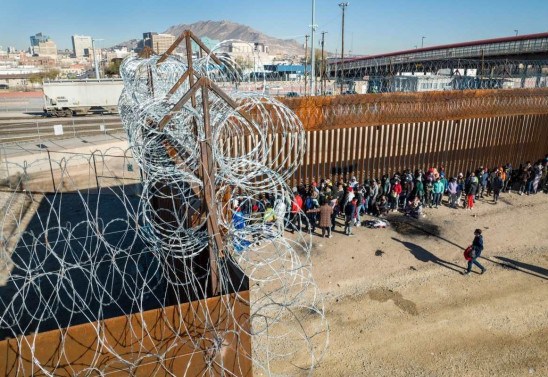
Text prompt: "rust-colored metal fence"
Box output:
[[278, 88, 548, 184]]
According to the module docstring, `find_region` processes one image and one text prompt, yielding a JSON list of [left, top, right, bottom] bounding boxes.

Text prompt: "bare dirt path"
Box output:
[[307, 192, 547, 377]]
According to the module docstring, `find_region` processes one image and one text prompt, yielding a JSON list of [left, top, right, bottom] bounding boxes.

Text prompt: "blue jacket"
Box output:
[[472, 235, 484, 256]]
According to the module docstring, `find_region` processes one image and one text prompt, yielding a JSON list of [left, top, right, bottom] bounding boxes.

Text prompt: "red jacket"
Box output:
[[393, 182, 402, 195], [291, 195, 303, 213]]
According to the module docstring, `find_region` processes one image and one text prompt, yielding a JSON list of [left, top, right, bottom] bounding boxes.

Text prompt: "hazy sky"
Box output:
[[1, 0, 546, 55]]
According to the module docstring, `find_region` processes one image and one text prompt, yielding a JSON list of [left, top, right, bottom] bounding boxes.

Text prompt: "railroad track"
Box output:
[[0, 116, 124, 144]]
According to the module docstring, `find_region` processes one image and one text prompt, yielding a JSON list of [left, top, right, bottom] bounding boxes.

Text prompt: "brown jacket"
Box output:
[[319, 204, 333, 228]]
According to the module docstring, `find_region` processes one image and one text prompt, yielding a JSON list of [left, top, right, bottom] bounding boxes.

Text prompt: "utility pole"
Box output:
[[339, 2, 349, 94], [304, 35, 309, 96], [421, 36, 426, 48], [320, 31, 327, 95], [310, 0, 317, 96]]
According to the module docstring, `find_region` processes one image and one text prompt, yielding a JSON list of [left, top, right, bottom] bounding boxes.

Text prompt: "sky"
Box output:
[[1, 0, 547, 55]]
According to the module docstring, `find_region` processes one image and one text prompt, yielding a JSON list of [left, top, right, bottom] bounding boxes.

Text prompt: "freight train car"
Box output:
[[43, 79, 124, 116]]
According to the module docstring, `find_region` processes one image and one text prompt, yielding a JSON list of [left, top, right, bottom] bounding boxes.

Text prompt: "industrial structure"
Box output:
[[328, 32, 548, 93]]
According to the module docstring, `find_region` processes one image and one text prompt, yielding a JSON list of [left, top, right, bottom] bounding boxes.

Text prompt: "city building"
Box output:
[[34, 40, 57, 59], [72, 35, 92, 58], [30, 32, 49, 47], [143, 32, 176, 54], [29, 32, 57, 59]]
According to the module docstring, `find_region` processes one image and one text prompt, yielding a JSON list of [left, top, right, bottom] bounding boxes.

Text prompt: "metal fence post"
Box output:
[[1, 144, 10, 178], [47, 149, 56, 191], [92, 153, 100, 189], [36, 121, 41, 144]]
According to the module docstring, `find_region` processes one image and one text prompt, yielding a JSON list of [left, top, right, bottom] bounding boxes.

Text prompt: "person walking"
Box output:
[[464, 229, 486, 275]]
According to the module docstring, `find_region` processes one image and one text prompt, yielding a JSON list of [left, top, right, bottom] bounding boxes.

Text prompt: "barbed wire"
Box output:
[[0, 41, 328, 375]]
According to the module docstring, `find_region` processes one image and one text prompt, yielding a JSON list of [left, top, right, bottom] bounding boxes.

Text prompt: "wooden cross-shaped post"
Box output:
[[153, 30, 254, 298]]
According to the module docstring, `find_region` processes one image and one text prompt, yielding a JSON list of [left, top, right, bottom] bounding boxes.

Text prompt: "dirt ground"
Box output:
[[306, 192, 547, 377]]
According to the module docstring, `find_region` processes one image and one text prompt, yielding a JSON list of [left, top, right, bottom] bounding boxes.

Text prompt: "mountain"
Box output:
[[112, 20, 305, 57]]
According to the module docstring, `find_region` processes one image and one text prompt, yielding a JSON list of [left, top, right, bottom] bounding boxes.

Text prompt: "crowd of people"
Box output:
[[232, 155, 548, 240]]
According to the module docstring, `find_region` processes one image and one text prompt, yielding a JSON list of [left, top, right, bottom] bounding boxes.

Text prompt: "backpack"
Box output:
[[464, 245, 477, 260]]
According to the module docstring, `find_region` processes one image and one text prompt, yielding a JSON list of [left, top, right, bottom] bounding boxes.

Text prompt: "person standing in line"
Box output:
[[447, 177, 459, 208], [414, 177, 425, 204], [456, 173, 465, 207], [532, 160, 543, 194], [344, 198, 357, 236], [432, 177, 444, 208], [424, 177, 434, 208], [479, 167, 489, 199], [519, 162, 531, 195], [491, 171, 504, 203], [466, 173, 479, 210], [289, 188, 303, 233], [319, 199, 334, 238], [503, 163, 513, 193], [382, 175, 391, 199], [369, 180, 379, 214], [464, 229, 486, 275]]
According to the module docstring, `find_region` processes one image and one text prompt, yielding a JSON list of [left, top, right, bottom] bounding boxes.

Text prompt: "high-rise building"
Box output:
[[30, 32, 49, 47], [29, 32, 57, 59], [72, 35, 92, 58], [143, 32, 176, 55]]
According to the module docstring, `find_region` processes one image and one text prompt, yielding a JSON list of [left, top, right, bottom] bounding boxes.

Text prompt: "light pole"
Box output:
[[310, 0, 317, 96], [91, 38, 104, 80], [514, 29, 518, 36], [320, 31, 327, 95], [304, 35, 309, 96], [421, 36, 425, 48], [339, 2, 349, 94]]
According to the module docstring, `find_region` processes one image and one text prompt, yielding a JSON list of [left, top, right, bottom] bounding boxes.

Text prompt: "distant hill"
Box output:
[[112, 20, 305, 57]]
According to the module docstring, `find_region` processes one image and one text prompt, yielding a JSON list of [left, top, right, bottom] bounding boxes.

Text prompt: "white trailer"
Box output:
[[43, 79, 124, 116]]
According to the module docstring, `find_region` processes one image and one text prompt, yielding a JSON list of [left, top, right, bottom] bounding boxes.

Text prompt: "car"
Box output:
[[342, 90, 358, 95], [285, 92, 300, 98], [0, 83, 9, 89]]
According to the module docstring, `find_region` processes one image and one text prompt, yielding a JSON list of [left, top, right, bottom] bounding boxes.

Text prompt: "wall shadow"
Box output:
[[486, 255, 548, 280], [392, 237, 466, 274]]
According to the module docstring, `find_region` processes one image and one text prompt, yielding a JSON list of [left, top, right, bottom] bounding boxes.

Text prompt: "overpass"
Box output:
[[328, 32, 548, 81]]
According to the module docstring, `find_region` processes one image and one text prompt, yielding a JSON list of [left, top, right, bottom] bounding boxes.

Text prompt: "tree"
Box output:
[[302, 48, 327, 77], [29, 69, 60, 83], [104, 58, 123, 77]]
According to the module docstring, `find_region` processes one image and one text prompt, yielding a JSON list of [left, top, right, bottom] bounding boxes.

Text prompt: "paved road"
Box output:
[[0, 115, 124, 144]]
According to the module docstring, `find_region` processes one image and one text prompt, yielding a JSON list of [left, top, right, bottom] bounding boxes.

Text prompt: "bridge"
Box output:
[[327, 32, 548, 87]]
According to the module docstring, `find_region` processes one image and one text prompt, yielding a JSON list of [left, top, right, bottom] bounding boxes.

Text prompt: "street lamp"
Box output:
[[310, 0, 318, 96], [514, 29, 518, 36], [91, 38, 104, 80], [421, 36, 426, 48], [339, 2, 349, 94]]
